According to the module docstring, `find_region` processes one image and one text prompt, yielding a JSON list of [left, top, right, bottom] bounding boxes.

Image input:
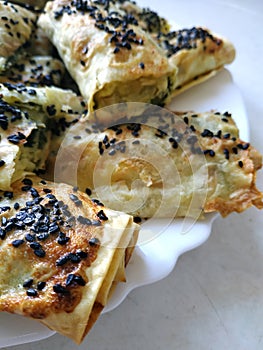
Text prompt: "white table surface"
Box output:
[[3, 1, 263, 349]]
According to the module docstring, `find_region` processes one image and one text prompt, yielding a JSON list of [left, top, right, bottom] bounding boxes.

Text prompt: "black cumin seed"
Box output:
[[0, 228, 6, 240], [57, 236, 70, 245], [77, 215, 92, 225], [30, 188, 39, 198], [37, 281, 46, 291], [48, 224, 59, 234], [113, 47, 120, 54], [69, 253, 81, 263], [232, 147, 238, 154], [23, 278, 33, 288], [34, 248, 46, 258], [43, 188, 52, 193], [89, 237, 100, 246], [12, 239, 25, 248], [26, 288, 38, 297], [238, 161, 244, 168], [56, 255, 70, 266], [133, 216, 142, 223], [5, 222, 14, 232], [53, 284, 69, 295], [76, 250, 88, 259], [237, 143, 250, 150], [183, 116, 189, 125], [74, 275, 86, 287], [37, 233, 49, 241], [0, 206, 11, 213], [223, 149, 230, 160], [139, 62, 145, 69], [22, 178, 33, 186], [4, 191, 13, 199], [223, 133, 230, 139], [201, 129, 214, 137], [65, 274, 75, 286], [85, 188, 92, 196], [46, 105, 56, 116], [97, 210, 108, 221], [25, 233, 36, 242], [14, 202, 20, 210], [204, 149, 215, 157], [80, 60, 86, 66], [0, 160, 5, 167], [21, 185, 31, 191], [30, 242, 41, 250]]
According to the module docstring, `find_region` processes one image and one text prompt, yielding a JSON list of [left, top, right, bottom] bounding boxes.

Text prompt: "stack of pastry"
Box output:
[[0, 0, 262, 344]]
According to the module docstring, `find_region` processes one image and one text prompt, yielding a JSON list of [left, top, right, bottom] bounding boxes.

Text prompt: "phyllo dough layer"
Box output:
[[0, 1, 37, 72], [38, 0, 177, 112], [47, 105, 263, 218], [0, 176, 139, 343]]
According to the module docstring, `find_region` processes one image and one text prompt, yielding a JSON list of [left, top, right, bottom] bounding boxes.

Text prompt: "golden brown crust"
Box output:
[[0, 1, 36, 72], [0, 55, 65, 86], [154, 27, 236, 98], [0, 176, 139, 343], [47, 107, 262, 218], [38, 0, 176, 112]]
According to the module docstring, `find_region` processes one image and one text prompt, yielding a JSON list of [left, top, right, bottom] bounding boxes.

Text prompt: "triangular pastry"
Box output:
[[0, 176, 139, 343]]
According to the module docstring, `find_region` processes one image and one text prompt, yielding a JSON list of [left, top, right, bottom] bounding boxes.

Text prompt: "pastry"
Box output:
[[0, 82, 84, 190], [0, 55, 65, 87], [154, 27, 236, 98], [0, 91, 50, 190], [0, 175, 139, 343], [38, 0, 177, 113], [47, 105, 263, 218], [0, 1, 37, 72]]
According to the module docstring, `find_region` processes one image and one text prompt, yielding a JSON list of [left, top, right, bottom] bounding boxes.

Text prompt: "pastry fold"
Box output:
[[0, 1, 37, 72], [154, 27, 236, 98], [0, 82, 84, 190], [47, 105, 263, 218], [38, 0, 177, 112], [0, 176, 139, 343], [0, 55, 65, 87]]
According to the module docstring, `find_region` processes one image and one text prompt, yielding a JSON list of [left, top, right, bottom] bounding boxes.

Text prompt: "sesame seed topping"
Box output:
[[26, 288, 38, 297], [53, 284, 69, 295], [12, 239, 25, 248], [23, 278, 33, 288], [97, 210, 108, 221], [37, 281, 46, 291], [89, 237, 100, 247]]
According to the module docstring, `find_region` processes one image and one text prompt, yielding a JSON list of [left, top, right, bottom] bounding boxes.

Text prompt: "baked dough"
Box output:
[[154, 27, 236, 98], [0, 91, 50, 190], [38, 0, 177, 112], [0, 175, 139, 343], [0, 82, 84, 190], [0, 1, 36, 72], [0, 55, 65, 86], [48, 105, 263, 218]]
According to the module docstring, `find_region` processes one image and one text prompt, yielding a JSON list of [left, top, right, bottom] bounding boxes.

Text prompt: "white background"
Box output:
[[2, 1, 263, 349]]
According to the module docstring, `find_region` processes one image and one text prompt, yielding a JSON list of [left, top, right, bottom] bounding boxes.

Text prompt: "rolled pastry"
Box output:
[[154, 27, 236, 98], [48, 105, 263, 218], [0, 1, 37, 72], [0, 82, 84, 190], [0, 55, 65, 87], [0, 175, 139, 343], [38, 0, 177, 112]]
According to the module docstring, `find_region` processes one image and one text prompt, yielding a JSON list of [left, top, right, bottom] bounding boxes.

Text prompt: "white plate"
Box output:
[[0, 68, 249, 348]]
